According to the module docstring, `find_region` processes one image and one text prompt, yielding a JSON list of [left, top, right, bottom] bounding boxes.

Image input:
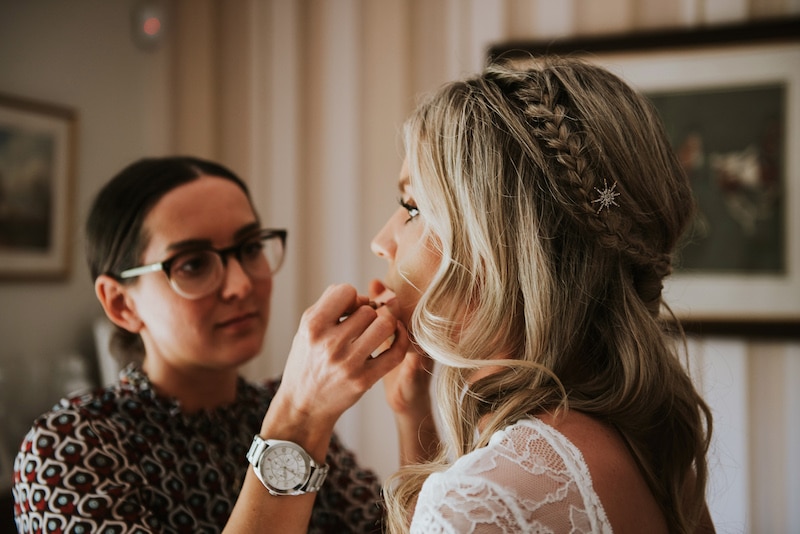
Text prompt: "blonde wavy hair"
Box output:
[[384, 58, 712, 533]]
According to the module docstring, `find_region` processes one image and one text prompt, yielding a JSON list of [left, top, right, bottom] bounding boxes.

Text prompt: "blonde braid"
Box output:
[[494, 67, 673, 313]]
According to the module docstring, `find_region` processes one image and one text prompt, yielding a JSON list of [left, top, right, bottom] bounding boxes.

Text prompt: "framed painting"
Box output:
[[0, 93, 77, 280], [489, 18, 800, 338]]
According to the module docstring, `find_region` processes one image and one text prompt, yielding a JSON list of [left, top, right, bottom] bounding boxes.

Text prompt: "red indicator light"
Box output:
[[143, 17, 161, 36]]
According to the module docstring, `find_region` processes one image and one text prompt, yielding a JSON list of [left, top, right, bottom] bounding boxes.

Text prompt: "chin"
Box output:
[[398, 307, 416, 334], [227, 338, 265, 364]]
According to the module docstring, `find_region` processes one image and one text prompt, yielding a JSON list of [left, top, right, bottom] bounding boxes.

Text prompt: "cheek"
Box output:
[[144, 293, 208, 335], [401, 235, 440, 282], [255, 278, 273, 316], [391, 284, 419, 328], [394, 240, 441, 325], [129, 278, 206, 331]]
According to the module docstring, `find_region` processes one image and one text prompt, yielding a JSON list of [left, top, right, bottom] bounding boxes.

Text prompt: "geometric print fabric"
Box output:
[[13, 365, 384, 533]]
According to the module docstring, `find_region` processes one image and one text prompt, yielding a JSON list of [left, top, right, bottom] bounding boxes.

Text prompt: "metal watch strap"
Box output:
[[246, 435, 329, 493], [246, 434, 269, 465]]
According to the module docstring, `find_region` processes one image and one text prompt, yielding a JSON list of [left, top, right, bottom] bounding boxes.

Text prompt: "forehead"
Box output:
[[143, 175, 257, 245]]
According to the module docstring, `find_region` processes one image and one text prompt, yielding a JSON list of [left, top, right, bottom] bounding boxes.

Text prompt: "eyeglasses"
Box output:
[[118, 229, 287, 300]]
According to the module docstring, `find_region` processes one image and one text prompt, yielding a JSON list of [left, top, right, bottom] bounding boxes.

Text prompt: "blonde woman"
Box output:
[[371, 58, 715, 533]]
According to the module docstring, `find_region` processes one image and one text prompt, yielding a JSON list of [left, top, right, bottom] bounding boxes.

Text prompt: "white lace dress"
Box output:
[[410, 418, 613, 533]]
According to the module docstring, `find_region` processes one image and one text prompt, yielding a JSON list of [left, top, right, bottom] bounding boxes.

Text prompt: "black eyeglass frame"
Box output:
[[117, 228, 287, 287]]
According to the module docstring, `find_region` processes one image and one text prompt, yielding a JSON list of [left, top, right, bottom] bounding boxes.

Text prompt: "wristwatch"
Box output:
[[246, 435, 329, 496]]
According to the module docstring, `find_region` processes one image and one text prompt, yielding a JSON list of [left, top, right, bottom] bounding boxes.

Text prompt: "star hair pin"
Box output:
[[592, 179, 620, 213]]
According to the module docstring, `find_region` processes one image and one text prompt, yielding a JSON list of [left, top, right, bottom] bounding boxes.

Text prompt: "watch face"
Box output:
[[260, 442, 310, 492]]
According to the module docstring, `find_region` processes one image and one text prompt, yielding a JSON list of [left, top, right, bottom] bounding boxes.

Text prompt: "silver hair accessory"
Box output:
[[592, 180, 620, 213]]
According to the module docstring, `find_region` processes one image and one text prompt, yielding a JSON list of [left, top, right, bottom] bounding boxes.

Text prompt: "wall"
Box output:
[[0, 0, 172, 490]]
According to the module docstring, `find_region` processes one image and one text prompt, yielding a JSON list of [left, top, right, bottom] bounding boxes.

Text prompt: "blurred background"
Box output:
[[1, 1, 798, 532]]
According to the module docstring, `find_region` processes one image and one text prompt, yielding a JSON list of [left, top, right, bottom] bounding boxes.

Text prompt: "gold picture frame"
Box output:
[[0, 93, 77, 280]]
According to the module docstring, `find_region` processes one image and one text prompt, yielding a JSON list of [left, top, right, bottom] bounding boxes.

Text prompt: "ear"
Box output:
[[95, 275, 143, 333]]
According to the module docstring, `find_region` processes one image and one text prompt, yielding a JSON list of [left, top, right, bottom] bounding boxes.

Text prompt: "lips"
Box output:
[[373, 286, 397, 307], [372, 286, 402, 325], [217, 311, 259, 329]]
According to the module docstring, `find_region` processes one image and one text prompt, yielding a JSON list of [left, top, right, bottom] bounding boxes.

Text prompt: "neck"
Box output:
[[142, 358, 240, 413]]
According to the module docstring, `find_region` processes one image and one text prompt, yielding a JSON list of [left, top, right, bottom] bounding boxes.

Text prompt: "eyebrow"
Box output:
[[398, 175, 411, 193], [164, 222, 261, 253]]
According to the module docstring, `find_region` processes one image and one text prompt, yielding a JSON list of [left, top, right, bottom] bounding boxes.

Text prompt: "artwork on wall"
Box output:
[[489, 18, 800, 337], [0, 93, 77, 280], [647, 84, 785, 277]]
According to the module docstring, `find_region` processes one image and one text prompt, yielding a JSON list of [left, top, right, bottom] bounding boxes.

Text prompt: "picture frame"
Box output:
[[0, 93, 77, 280], [489, 17, 800, 338]]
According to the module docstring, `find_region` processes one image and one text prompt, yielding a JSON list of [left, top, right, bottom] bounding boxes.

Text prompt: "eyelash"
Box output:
[[398, 198, 420, 222]]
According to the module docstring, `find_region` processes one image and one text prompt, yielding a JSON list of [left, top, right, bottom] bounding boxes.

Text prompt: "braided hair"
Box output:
[[384, 58, 711, 534]]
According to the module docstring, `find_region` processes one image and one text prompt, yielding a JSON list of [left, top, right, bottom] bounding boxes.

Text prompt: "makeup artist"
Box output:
[[12, 156, 433, 533]]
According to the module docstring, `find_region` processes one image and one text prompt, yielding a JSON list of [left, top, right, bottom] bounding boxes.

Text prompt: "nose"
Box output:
[[220, 256, 254, 299], [371, 216, 397, 260]]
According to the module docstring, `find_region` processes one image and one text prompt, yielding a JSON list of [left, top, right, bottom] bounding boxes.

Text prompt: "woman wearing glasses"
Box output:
[[12, 156, 422, 533]]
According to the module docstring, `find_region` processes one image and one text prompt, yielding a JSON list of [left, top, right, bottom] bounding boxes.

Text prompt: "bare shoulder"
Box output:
[[537, 410, 668, 534]]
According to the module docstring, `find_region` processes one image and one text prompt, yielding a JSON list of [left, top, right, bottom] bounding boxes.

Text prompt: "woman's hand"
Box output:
[[370, 279, 438, 465], [382, 344, 434, 417], [369, 279, 433, 416], [230, 284, 404, 534], [262, 284, 409, 452]]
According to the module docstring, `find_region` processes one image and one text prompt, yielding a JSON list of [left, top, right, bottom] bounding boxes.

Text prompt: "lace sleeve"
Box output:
[[410, 419, 612, 534]]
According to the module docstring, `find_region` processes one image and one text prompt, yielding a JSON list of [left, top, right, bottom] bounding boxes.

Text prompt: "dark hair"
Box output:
[[86, 156, 253, 361]]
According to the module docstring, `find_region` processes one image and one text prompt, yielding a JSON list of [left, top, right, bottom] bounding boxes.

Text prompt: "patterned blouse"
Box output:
[[13, 365, 384, 533]]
